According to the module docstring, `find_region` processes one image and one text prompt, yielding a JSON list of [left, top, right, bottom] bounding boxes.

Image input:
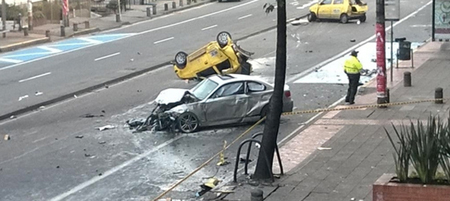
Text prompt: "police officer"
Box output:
[[343, 50, 363, 105]]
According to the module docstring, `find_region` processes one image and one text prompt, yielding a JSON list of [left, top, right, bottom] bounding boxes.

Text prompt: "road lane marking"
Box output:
[[38, 46, 63, 53], [154, 37, 174, 44], [78, 37, 103, 44], [94, 52, 121, 61], [19, 72, 52, 83], [238, 14, 252, 20], [0, 58, 22, 63], [286, 0, 432, 84], [138, 0, 258, 35], [201, 24, 218, 31], [296, 1, 316, 9], [49, 135, 185, 201]]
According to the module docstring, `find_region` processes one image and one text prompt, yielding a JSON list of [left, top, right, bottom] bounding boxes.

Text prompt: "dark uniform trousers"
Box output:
[[345, 72, 360, 103]]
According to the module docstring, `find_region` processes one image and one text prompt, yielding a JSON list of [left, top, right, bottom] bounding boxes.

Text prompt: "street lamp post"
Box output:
[[116, 0, 121, 22]]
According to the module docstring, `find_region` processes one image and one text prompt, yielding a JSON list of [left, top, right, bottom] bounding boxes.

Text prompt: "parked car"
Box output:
[[307, 0, 368, 23], [173, 31, 253, 80], [134, 74, 294, 133]]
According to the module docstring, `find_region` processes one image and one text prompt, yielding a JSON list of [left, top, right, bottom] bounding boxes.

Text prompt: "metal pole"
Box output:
[[390, 20, 393, 83], [432, 0, 435, 41], [116, 0, 122, 22], [1, 0, 6, 32]]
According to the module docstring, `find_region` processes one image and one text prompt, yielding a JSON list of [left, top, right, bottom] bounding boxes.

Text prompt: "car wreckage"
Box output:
[[173, 31, 254, 80], [127, 74, 294, 133]]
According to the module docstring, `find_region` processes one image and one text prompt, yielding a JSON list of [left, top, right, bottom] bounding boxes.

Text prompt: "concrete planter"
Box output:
[[373, 173, 450, 201]]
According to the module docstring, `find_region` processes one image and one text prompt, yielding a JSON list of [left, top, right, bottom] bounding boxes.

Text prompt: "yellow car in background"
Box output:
[[173, 31, 253, 80], [308, 0, 368, 23]]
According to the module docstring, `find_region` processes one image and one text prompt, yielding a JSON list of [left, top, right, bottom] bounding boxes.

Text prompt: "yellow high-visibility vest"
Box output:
[[344, 56, 363, 74]]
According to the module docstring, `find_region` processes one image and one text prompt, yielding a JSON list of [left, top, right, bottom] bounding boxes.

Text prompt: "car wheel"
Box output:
[[240, 62, 251, 75], [307, 12, 317, 22], [360, 14, 366, 23], [340, 13, 348, 23], [217, 31, 232, 48], [177, 112, 199, 133], [174, 51, 188, 69]]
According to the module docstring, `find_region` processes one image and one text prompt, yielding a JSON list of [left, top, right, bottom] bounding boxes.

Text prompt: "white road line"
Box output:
[[19, 72, 52, 83], [138, 0, 258, 35], [238, 14, 252, 20], [286, 0, 432, 84], [201, 24, 218, 31], [94, 52, 121, 61], [296, 1, 316, 9], [38, 46, 63, 53], [49, 135, 185, 201], [0, 58, 23, 63], [78, 37, 103, 44], [154, 37, 174, 44]]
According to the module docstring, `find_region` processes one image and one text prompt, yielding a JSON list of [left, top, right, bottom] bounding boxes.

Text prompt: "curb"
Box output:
[[0, 37, 50, 52]]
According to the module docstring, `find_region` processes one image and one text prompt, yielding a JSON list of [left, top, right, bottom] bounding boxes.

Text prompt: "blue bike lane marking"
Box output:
[[0, 33, 134, 69]]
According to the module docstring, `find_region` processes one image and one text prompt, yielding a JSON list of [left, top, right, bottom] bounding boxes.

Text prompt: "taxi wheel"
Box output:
[[307, 12, 317, 22], [240, 62, 251, 75], [174, 51, 188, 69], [360, 14, 366, 23], [217, 31, 232, 48], [340, 13, 348, 23], [177, 112, 199, 133]]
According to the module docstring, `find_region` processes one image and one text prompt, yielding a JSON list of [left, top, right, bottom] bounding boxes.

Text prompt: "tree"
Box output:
[[252, 0, 287, 180]]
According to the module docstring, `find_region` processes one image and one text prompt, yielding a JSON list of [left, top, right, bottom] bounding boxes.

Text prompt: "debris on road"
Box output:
[[75, 135, 84, 139], [4, 134, 10, 140], [196, 177, 220, 197], [98, 141, 106, 144], [10, 115, 15, 119], [97, 125, 115, 131], [350, 39, 356, 42], [35, 91, 43, 96], [318, 147, 332, 150], [18, 95, 29, 101], [80, 113, 104, 118], [74, 95, 78, 98]]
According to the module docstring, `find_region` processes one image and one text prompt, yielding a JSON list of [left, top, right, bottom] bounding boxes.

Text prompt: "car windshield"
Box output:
[[190, 79, 219, 100]]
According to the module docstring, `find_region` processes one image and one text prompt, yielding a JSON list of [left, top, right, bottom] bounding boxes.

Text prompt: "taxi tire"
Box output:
[[217, 31, 232, 48], [307, 12, 317, 22], [360, 14, 366, 23], [240, 62, 251, 75], [340, 13, 348, 23], [175, 51, 188, 69]]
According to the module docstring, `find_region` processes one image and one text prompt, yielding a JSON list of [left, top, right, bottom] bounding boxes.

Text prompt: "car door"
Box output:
[[331, 0, 344, 19], [317, 0, 333, 19], [245, 81, 271, 117], [203, 81, 248, 124]]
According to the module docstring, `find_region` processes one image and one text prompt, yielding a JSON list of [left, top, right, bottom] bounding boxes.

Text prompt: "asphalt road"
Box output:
[[0, 0, 433, 200]]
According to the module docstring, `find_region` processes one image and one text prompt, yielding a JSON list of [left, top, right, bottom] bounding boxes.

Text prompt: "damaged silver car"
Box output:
[[131, 74, 294, 133]]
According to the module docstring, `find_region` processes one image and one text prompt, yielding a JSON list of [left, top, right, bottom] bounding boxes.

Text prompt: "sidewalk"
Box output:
[[0, 0, 211, 52], [219, 41, 450, 201]]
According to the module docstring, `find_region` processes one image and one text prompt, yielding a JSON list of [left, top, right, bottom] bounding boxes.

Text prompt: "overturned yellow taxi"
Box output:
[[308, 0, 368, 23], [173, 31, 253, 80]]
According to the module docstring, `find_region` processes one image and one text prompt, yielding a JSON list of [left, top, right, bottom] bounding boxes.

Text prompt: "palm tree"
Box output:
[[253, 0, 287, 180]]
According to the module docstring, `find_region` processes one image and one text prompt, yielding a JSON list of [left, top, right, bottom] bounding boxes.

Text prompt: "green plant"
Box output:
[[385, 124, 410, 181], [385, 114, 450, 184]]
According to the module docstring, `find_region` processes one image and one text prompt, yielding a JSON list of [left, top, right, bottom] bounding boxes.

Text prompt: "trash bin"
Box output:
[[397, 39, 411, 60]]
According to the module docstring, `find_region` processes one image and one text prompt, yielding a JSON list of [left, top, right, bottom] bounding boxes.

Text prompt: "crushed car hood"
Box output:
[[155, 88, 190, 105]]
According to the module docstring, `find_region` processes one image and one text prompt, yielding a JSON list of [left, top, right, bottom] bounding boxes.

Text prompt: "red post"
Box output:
[[376, 0, 387, 105]]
